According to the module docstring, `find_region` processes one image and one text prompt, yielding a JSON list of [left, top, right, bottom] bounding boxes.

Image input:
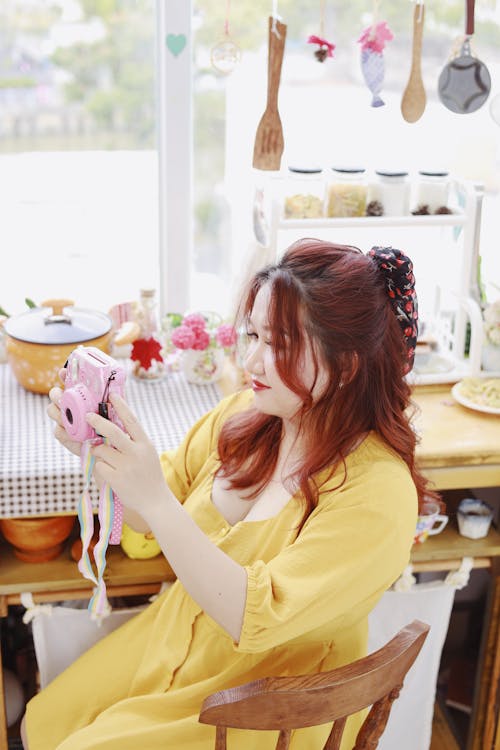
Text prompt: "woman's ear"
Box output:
[[342, 352, 359, 385]]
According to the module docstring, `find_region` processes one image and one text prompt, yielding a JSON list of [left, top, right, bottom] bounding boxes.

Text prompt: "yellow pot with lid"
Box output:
[[5, 298, 112, 394]]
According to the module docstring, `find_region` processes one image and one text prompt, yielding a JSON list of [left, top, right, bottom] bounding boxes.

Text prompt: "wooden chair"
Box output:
[[199, 619, 430, 750]]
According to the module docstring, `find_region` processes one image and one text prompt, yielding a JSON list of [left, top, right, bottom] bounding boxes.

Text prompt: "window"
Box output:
[[192, 0, 500, 316], [1, 0, 159, 316], [1, 0, 499, 322]]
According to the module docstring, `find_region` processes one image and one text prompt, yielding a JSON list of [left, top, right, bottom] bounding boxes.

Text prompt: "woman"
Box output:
[[23, 239, 433, 750]]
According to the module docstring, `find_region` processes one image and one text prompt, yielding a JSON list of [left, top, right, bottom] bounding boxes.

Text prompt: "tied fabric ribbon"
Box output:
[[79, 440, 123, 622], [368, 246, 419, 373], [307, 35, 335, 58]]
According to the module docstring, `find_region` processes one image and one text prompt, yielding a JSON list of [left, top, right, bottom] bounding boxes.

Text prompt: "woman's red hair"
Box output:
[[217, 239, 438, 521]]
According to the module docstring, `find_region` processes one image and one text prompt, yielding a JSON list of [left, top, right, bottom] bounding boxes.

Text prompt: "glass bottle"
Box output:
[[137, 288, 159, 338], [284, 167, 325, 219], [326, 167, 367, 217], [131, 288, 165, 381]]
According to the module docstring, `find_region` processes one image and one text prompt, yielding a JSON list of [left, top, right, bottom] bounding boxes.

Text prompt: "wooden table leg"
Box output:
[[468, 558, 500, 750]]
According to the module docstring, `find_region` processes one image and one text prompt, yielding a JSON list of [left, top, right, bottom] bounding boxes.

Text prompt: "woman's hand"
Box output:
[[86, 394, 167, 519], [46, 369, 82, 458]]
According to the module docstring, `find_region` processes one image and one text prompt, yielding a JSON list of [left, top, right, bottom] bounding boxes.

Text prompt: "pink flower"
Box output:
[[191, 329, 210, 350], [215, 324, 237, 348], [171, 325, 196, 350], [183, 313, 207, 335]]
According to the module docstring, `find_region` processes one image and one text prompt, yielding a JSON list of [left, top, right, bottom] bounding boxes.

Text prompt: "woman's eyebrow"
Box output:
[[248, 316, 271, 332]]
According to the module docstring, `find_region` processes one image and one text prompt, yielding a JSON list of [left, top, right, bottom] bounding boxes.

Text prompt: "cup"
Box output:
[[457, 498, 494, 539], [414, 499, 449, 544]]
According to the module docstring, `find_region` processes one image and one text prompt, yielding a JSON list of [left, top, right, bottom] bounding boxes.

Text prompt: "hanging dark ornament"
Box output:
[[307, 35, 335, 62], [314, 47, 329, 62]]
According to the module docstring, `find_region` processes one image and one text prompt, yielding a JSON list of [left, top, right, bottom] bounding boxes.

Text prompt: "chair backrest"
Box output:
[[199, 619, 430, 750]]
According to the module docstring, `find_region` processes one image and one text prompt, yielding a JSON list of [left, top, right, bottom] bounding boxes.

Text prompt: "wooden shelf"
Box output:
[[411, 522, 500, 568], [0, 537, 175, 605]]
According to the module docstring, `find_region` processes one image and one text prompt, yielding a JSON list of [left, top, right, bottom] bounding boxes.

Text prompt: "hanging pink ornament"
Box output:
[[307, 34, 335, 62], [357, 21, 394, 106]]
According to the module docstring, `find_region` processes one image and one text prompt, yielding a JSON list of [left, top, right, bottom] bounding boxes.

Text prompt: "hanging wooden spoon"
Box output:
[[401, 2, 426, 123]]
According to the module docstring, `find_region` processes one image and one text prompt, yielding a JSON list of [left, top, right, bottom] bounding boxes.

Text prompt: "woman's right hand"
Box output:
[[46, 368, 82, 457]]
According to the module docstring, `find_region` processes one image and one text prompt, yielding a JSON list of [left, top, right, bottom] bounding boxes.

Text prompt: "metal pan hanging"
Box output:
[[438, 0, 491, 114]]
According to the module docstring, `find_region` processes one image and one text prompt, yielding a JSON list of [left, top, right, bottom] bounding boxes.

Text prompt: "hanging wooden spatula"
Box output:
[[252, 17, 287, 171], [401, 1, 426, 123]]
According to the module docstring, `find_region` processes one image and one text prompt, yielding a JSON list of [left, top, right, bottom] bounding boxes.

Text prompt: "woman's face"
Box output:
[[244, 284, 328, 423]]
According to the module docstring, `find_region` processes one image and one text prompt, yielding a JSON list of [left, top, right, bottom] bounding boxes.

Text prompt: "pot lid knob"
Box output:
[[41, 298, 75, 325], [41, 298, 75, 316]]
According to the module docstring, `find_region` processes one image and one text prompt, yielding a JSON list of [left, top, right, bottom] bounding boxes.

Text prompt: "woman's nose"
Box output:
[[245, 342, 264, 375]]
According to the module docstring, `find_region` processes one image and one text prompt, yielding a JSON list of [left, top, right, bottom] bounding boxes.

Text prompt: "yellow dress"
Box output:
[[26, 390, 417, 750]]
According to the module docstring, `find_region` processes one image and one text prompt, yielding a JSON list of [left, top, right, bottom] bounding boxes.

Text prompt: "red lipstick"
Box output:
[[251, 378, 270, 391]]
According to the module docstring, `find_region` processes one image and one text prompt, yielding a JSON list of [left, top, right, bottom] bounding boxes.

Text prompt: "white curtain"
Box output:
[[368, 561, 472, 750]]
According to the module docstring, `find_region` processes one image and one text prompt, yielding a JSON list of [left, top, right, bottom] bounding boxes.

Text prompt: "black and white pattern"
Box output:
[[0, 363, 221, 518]]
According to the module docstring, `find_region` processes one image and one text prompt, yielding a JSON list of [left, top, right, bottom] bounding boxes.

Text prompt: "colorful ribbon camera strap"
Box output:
[[78, 440, 123, 621]]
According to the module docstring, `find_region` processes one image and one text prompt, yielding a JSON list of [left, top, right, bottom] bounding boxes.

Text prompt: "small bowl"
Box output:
[[457, 498, 494, 540], [0, 516, 76, 562]]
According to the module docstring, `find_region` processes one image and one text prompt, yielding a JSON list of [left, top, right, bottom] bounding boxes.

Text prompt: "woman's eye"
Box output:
[[246, 331, 258, 339]]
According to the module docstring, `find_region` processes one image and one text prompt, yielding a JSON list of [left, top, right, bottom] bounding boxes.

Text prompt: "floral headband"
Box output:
[[368, 246, 418, 373]]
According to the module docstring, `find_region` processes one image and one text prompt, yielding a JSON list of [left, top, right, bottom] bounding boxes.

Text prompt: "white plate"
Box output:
[[451, 381, 500, 415]]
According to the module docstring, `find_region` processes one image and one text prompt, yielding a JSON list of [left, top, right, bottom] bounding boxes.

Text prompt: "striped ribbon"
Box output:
[[79, 440, 123, 622]]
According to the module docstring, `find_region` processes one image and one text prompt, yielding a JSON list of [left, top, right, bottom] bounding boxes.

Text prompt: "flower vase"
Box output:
[[181, 348, 225, 385]]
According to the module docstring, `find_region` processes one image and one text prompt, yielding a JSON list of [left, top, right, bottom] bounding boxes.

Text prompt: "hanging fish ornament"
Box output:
[[357, 21, 394, 107]]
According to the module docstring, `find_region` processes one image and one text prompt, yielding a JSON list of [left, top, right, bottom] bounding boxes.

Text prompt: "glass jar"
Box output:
[[414, 170, 451, 214], [368, 170, 410, 216], [284, 167, 325, 219], [326, 167, 367, 218]]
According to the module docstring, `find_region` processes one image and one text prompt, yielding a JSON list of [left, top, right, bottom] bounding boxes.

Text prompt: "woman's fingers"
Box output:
[[91, 442, 120, 469], [86, 412, 131, 453], [47, 401, 64, 426], [109, 394, 149, 443], [48, 385, 63, 406]]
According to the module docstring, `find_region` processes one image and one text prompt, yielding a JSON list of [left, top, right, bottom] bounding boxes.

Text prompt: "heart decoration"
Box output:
[[166, 33, 187, 57]]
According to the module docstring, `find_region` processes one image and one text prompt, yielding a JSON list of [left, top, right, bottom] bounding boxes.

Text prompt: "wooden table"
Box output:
[[1, 383, 500, 750]]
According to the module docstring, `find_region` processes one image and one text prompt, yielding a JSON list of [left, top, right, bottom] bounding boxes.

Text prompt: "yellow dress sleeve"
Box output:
[[236, 463, 417, 654], [159, 389, 254, 502]]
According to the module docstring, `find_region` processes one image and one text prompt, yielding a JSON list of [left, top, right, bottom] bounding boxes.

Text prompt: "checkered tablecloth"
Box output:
[[0, 363, 221, 518]]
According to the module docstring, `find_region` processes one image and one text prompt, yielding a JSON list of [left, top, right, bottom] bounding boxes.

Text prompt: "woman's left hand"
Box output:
[[87, 395, 167, 519]]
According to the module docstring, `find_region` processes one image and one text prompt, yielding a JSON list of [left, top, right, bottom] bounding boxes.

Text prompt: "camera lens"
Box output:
[[65, 408, 74, 425]]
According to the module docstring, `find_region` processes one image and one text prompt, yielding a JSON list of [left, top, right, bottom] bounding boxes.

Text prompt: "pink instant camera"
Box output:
[[60, 346, 126, 442]]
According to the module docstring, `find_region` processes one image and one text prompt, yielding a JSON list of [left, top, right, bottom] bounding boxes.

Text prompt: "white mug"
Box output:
[[414, 499, 448, 544]]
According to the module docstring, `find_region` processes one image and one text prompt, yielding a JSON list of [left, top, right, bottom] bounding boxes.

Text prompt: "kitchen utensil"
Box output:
[[401, 2, 426, 123], [4, 298, 112, 394], [438, 0, 491, 114], [252, 16, 287, 171]]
